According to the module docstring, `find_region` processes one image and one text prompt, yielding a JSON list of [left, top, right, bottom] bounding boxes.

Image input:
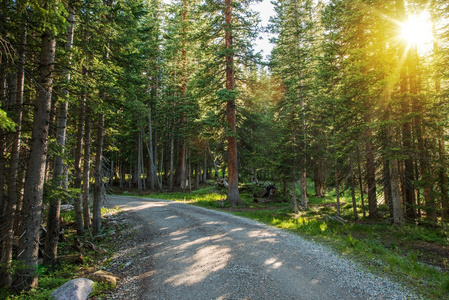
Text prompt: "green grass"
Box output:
[[1, 207, 124, 300], [130, 182, 449, 299]]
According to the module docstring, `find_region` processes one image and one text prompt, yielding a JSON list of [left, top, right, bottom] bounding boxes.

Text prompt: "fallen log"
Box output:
[[253, 198, 272, 204]]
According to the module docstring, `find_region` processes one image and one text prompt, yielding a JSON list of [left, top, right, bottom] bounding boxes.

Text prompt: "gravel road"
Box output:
[[103, 195, 417, 300]]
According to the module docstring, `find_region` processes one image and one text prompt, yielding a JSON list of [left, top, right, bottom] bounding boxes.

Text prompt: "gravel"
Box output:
[[101, 196, 419, 300]]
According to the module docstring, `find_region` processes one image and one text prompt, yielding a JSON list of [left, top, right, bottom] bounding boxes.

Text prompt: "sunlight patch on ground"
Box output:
[[169, 229, 191, 236], [264, 257, 283, 269], [247, 230, 277, 238], [164, 245, 231, 287]]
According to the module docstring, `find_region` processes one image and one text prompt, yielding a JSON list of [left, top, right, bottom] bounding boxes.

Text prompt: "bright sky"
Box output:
[[251, 0, 275, 59]]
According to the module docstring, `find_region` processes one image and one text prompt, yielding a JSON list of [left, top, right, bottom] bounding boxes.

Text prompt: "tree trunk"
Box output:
[[365, 114, 378, 218], [291, 170, 298, 214], [148, 108, 155, 190], [383, 157, 393, 217], [313, 160, 325, 197], [356, 147, 366, 218], [391, 158, 404, 225], [225, 0, 242, 206], [146, 108, 161, 191], [43, 7, 74, 265], [396, 0, 416, 221], [203, 153, 207, 183], [119, 161, 124, 190], [335, 159, 340, 217], [1, 22, 27, 288], [0, 55, 7, 221], [93, 113, 104, 236], [350, 156, 358, 221], [14, 27, 56, 291], [409, 46, 435, 225], [300, 170, 307, 208], [174, 0, 188, 188], [137, 131, 143, 192], [188, 146, 192, 191], [169, 127, 175, 191], [194, 162, 200, 190], [74, 88, 86, 235], [82, 109, 91, 229], [439, 134, 449, 221], [141, 131, 146, 191]]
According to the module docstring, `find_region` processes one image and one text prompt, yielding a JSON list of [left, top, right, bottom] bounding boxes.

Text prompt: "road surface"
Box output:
[[104, 195, 415, 300]]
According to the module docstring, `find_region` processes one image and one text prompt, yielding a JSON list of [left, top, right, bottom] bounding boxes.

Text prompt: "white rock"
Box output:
[[50, 278, 94, 300]]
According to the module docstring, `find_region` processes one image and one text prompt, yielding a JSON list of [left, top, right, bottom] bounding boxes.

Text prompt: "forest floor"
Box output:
[[222, 203, 449, 272]]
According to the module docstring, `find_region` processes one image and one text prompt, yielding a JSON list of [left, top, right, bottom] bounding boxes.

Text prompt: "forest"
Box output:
[[1, 0, 449, 296]]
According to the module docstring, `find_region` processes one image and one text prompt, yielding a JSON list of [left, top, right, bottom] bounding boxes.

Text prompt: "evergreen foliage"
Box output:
[[1, 0, 449, 294]]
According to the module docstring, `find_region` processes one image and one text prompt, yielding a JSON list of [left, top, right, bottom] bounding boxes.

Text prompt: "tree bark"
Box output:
[[364, 114, 378, 218], [137, 131, 143, 192], [291, 170, 298, 214], [169, 126, 175, 191], [174, 0, 189, 188], [74, 85, 86, 235], [391, 158, 404, 225], [350, 156, 358, 221], [356, 147, 366, 218], [14, 26, 56, 291], [409, 45, 435, 225], [225, 0, 242, 206], [43, 6, 74, 265], [0, 55, 7, 221], [313, 160, 325, 197], [194, 162, 200, 190], [335, 159, 340, 217], [1, 21, 27, 288], [148, 108, 155, 190], [203, 153, 207, 183], [396, 0, 416, 221], [82, 109, 91, 229], [93, 113, 104, 236]]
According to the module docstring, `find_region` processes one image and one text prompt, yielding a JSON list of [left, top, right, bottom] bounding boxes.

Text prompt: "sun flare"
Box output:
[[400, 13, 433, 49]]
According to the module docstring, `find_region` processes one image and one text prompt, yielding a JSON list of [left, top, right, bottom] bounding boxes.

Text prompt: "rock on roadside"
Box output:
[[87, 270, 119, 288], [50, 278, 94, 300]]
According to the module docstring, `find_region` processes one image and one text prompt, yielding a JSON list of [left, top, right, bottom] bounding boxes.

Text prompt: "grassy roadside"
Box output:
[[0, 206, 125, 300], [128, 183, 449, 299]]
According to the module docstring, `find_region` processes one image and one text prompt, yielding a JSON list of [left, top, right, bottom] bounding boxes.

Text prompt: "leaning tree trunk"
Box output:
[[14, 26, 56, 291], [224, 0, 242, 206]]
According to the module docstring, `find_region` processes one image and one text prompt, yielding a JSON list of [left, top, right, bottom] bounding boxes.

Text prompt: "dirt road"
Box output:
[[104, 195, 415, 299]]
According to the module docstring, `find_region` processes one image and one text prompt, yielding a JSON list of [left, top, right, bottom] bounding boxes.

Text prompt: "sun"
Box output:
[[400, 13, 433, 50]]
